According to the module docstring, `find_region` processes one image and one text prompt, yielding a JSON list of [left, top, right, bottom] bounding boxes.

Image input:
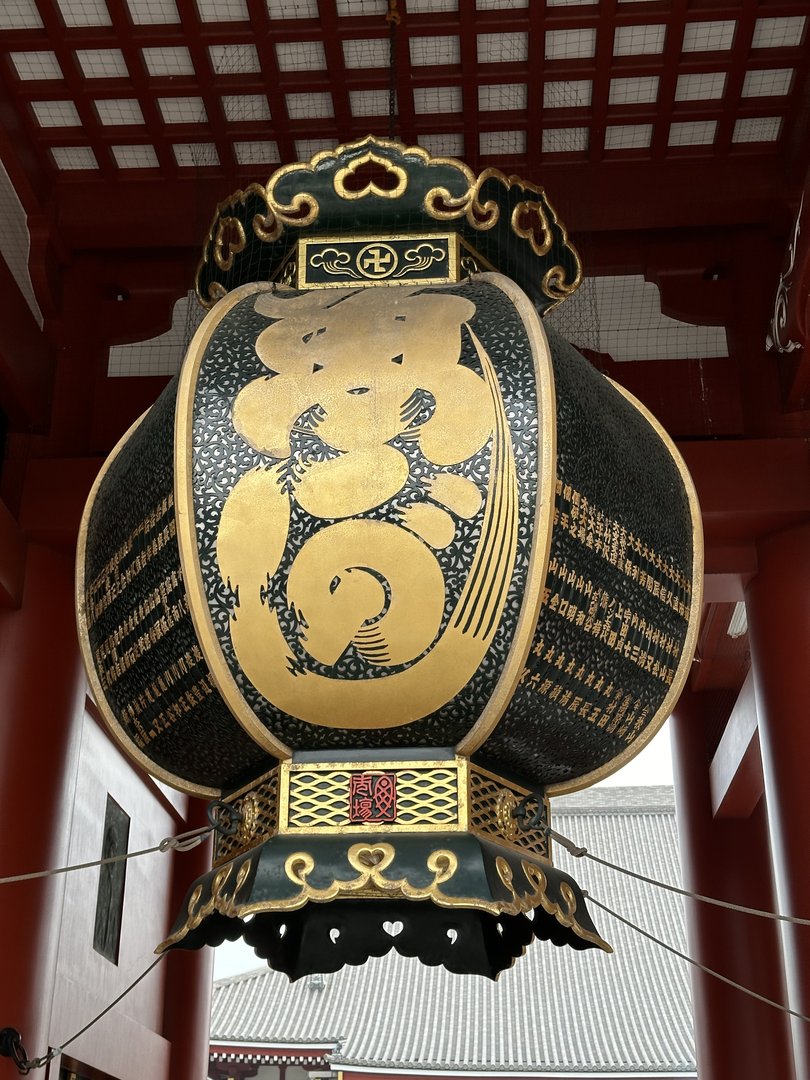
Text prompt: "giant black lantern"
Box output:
[[77, 137, 702, 978]]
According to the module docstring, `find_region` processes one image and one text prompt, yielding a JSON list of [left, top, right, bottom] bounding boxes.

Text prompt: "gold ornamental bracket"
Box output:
[[195, 136, 582, 313]]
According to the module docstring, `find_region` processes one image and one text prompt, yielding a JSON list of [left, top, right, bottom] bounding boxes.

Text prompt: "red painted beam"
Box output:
[[0, 497, 25, 608], [0, 253, 54, 431], [49, 155, 789, 251], [19, 456, 101, 549], [676, 437, 810, 548]]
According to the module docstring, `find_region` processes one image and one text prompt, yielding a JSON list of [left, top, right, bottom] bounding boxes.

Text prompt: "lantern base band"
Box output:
[[158, 832, 610, 978]]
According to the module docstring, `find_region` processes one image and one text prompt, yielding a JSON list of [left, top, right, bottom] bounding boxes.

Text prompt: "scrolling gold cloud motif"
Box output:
[[216, 286, 519, 730]]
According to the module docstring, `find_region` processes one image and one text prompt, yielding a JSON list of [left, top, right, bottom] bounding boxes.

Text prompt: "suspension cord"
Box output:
[[17, 955, 167, 1074], [545, 822, 810, 928], [386, 0, 400, 139], [0, 825, 214, 886], [587, 892, 810, 1024]]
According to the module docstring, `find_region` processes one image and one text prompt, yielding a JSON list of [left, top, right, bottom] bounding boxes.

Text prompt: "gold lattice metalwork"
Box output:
[[210, 758, 550, 868], [214, 767, 279, 866], [281, 761, 460, 833], [468, 764, 550, 860]]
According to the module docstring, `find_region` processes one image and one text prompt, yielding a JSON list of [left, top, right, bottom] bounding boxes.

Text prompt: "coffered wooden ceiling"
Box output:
[[1, 0, 809, 248]]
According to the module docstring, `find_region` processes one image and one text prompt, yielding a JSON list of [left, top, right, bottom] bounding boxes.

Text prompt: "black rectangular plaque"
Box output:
[[93, 795, 130, 964]]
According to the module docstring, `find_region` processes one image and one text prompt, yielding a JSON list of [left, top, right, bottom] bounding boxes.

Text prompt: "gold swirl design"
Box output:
[[495, 858, 611, 951], [158, 843, 611, 951], [157, 857, 255, 951], [334, 150, 408, 200]]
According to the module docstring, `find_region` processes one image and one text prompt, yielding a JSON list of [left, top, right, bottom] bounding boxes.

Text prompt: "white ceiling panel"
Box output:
[[479, 83, 527, 111], [544, 80, 593, 108], [221, 95, 272, 122], [95, 98, 145, 125], [173, 142, 220, 165], [613, 24, 666, 56], [732, 116, 782, 142], [11, 51, 63, 80], [675, 72, 726, 101], [51, 146, 98, 169], [410, 36, 461, 66], [196, 0, 248, 19], [158, 96, 207, 123], [112, 144, 160, 168], [542, 127, 589, 152], [742, 68, 794, 98], [142, 46, 193, 76], [419, 133, 464, 157], [267, 0, 318, 15], [608, 76, 659, 105], [682, 20, 736, 52], [668, 120, 717, 146], [604, 123, 653, 150], [286, 92, 334, 119], [31, 100, 81, 126], [342, 39, 388, 69], [76, 48, 128, 78], [336, 1, 386, 14], [0, 1, 43, 29], [479, 130, 526, 155], [209, 44, 261, 75], [127, 0, 179, 23], [276, 40, 327, 71], [57, 0, 111, 26], [294, 138, 338, 158], [349, 89, 390, 117], [545, 29, 597, 60], [234, 140, 281, 164], [751, 17, 806, 50], [413, 86, 462, 114], [478, 33, 528, 63]]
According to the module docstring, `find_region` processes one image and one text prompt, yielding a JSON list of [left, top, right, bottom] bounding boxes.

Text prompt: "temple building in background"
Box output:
[[208, 787, 697, 1080]]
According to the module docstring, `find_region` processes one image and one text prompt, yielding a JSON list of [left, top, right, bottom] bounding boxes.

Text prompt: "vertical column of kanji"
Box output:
[[746, 521, 810, 1080], [670, 688, 796, 1080], [0, 543, 86, 1062]]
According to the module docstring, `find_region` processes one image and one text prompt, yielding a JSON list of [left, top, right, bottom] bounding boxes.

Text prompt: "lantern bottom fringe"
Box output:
[[158, 832, 610, 978]]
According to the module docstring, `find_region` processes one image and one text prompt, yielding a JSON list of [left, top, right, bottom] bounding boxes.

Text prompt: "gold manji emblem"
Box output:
[[298, 233, 485, 289]]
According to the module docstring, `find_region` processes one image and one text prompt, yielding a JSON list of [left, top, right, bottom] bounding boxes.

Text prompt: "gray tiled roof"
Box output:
[[211, 786, 695, 1075]]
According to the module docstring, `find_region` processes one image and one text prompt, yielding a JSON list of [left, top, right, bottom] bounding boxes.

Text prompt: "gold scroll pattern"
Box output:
[[159, 842, 610, 951], [216, 286, 519, 730]]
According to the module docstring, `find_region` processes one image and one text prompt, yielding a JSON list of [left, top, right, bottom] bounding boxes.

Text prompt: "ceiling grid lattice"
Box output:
[[0, 0, 806, 189]]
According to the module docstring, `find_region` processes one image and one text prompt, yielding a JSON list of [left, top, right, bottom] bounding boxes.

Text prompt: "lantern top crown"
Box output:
[[195, 135, 582, 313]]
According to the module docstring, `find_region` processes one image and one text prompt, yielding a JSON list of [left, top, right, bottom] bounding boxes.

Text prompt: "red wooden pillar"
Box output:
[[163, 799, 216, 1080], [0, 543, 86, 1065], [746, 521, 810, 1080], [670, 688, 795, 1080]]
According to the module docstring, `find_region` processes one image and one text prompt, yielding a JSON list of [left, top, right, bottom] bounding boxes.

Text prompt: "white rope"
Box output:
[[0, 826, 213, 886], [545, 824, 810, 928], [586, 892, 810, 1024]]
